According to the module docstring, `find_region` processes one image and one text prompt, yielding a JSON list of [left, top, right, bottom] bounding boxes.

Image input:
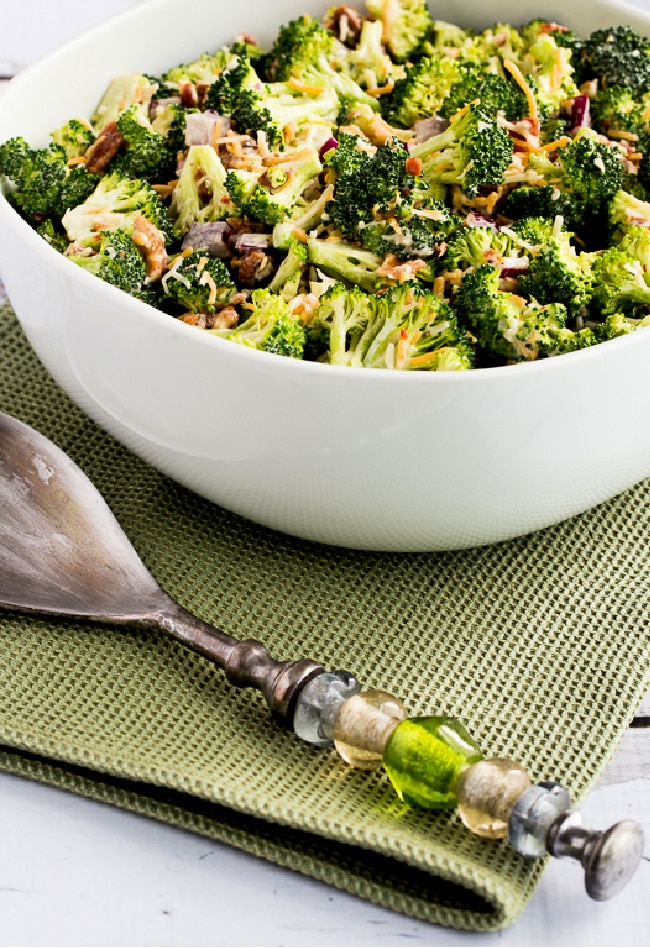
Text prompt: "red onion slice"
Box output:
[[181, 221, 232, 256]]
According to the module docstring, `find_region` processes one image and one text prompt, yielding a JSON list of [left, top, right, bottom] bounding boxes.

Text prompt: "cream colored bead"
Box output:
[[333, 689, 407, 770], [456, 758, 532, 839]]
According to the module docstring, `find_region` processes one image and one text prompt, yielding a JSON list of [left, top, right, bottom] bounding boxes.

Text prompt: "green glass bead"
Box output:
[[382, 716, 483, 809], [333, 689, 407, 770]]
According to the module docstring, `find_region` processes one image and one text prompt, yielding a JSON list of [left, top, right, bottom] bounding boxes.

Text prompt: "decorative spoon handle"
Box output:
[[142, 598, 324, 720]]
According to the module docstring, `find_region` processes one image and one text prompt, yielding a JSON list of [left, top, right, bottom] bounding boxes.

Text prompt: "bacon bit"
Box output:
[[288, 292, 320, 320], [211, 306, 240, 329], [178, 80, 199, 109], [132, 214, 168, 281], [288, 77, 327, 96], [376, 255, 427, 282], [540, 21, 568, 33], [503, 59, 539, 125], [405, 156, 423, 176], [181, 312, 201, 325]]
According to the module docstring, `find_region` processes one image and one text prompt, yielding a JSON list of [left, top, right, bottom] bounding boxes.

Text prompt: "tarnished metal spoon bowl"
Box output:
[[0, 410, 323, 722]]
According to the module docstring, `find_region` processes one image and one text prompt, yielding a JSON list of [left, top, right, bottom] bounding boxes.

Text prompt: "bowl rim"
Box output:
[[2, 0, 650, 387]]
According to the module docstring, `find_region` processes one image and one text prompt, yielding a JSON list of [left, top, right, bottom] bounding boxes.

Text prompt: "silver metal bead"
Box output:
[[292, 670, 361, 747], [508, 781, 572, 858]]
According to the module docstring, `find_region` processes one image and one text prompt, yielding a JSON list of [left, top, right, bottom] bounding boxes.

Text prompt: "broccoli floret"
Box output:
[[204, 54, 281, 145], [163, 49, 233, 85], [313, 281, 472, 369], [162, 251, 235, 313], [0, 137, 98, 222], [325, 134, 417, 239], [439, 225, 514, 273], [505, 216, 558, 247], [410, 102, 513, 198], [226, 147, 322, 226], [50, 118, 95, 160], [150, 99, 189, 156], [439, 66, 528, 122], [559, 130, 625, 206], [205, 51, 343, 146], [523, 32, 579, 119], [591, 245, 650, 317], [259, 16, 382, 110], [517, 236, 594, 323], [170, 145, 234, 236], [308, 282, 375, 365], [268, 237, 309, 297], [366, 0, 433, 62], [215, 288, 305, 358], [381, 56, 464, 128], [112, 105, 177, 181], [594, 310, 650, 341], [421, 20, 476, 56], [360, 199, 464, 262], [609, 189, 650, 241], [261, 15, 338, 81], [454, 263, 594, 361], [90, 73, 159, 130], [306, 237, 385, 291], [62, 171, 173, 246], [362, 283, 473, 370], [272, 182, 335, 248], [35, 219, 70, 254], [591, 85, 650, 137], [579, 26, 650, 95], [346, 18, 397, 90], [504, 131, 625, 242], [66, 227, 148, 297], [521, 19, 581, 56]]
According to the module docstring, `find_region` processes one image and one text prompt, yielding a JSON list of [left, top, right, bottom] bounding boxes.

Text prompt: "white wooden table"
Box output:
[[1, 3, 649, 944]]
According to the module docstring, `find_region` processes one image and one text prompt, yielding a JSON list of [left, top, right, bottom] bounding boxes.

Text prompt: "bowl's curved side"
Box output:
[[3, 0, 650, 551]]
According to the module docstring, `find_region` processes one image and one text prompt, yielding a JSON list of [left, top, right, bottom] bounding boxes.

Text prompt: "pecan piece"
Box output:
[[325, 5, 363, 46], [84, 122, 125, 174], [132, 214, 168, 281]]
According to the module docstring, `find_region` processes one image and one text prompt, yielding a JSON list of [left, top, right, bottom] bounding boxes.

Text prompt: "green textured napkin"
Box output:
[[1, 300, 649, 931]]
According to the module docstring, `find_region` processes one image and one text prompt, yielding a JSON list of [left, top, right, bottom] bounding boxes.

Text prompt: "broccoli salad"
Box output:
[[3, 3, 650, 370]]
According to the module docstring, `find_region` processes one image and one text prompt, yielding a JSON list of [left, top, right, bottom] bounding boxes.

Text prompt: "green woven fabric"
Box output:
[[1, 300, 649, 931]]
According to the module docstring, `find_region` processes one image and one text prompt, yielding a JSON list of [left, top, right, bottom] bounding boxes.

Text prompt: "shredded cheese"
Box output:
[[199, 270, 218, 307]]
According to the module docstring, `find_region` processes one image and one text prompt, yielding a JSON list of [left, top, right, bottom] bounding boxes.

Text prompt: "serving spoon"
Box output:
[[0, 409, 644, 901], [0, 410, 323, 720]]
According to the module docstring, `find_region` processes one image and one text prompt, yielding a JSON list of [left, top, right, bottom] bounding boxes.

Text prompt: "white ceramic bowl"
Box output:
[[2, 0, 650, 552]]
